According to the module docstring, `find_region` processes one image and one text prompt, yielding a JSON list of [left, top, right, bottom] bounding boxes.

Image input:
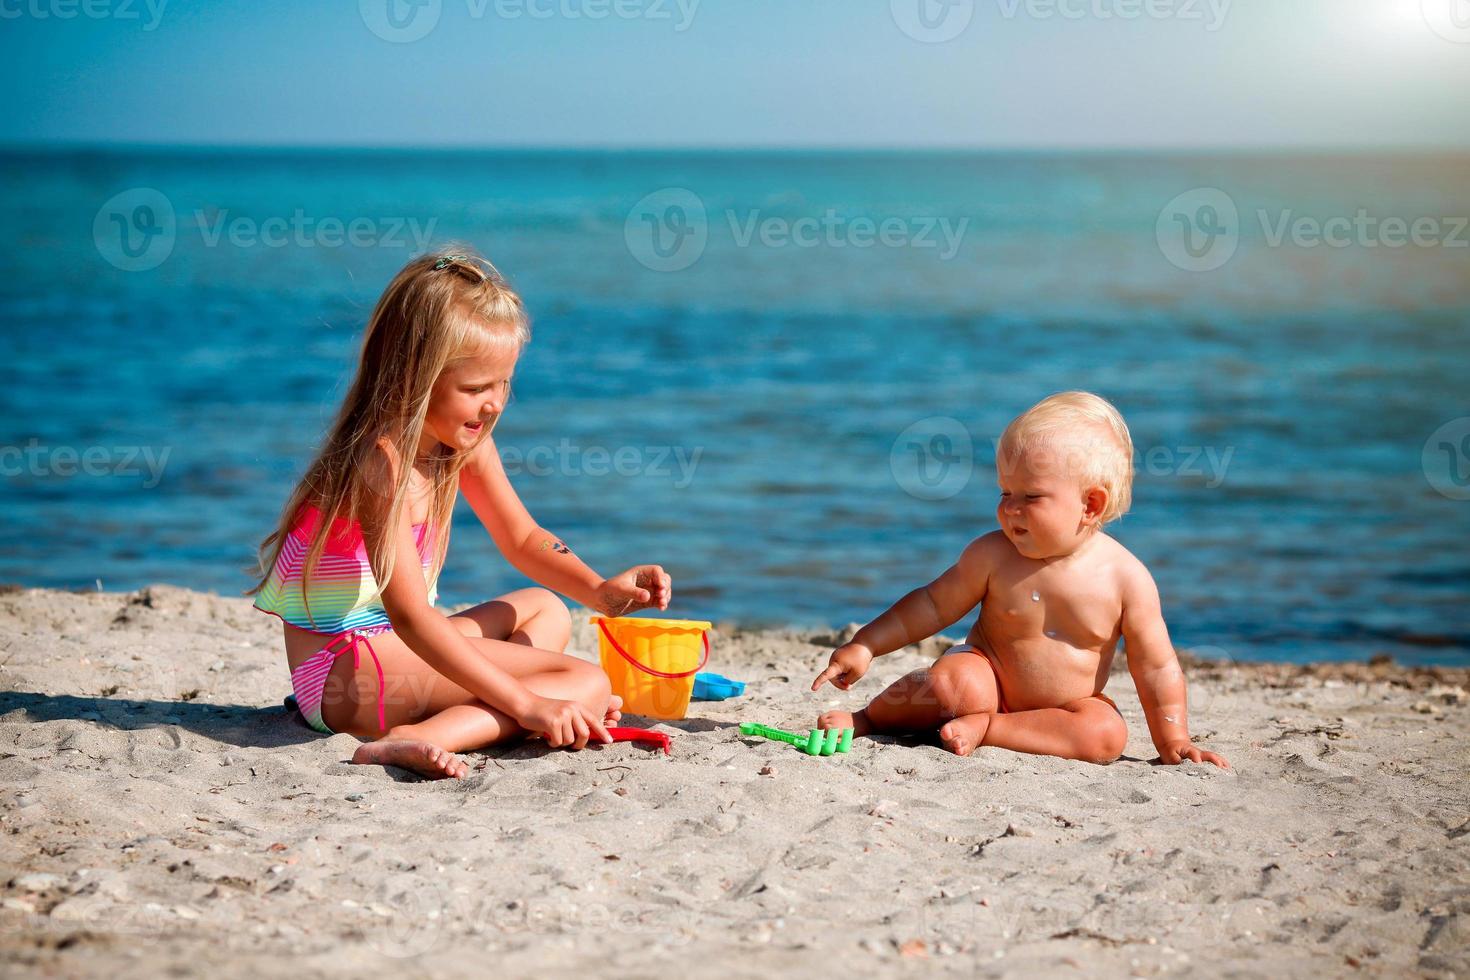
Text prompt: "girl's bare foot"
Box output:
[[817, 707, 872, 737], [604, 695, 623, 726], [352, 738, 469, 780], [938, 713, 991, 757]]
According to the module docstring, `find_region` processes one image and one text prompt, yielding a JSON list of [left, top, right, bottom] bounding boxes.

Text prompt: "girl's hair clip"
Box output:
[[433, 254, 470, 270]]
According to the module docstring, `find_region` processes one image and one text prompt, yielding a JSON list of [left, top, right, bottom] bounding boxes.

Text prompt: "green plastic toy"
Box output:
[[740, 722, 853, 756]]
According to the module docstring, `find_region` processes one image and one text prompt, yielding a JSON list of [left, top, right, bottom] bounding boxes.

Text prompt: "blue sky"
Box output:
[[4, 0, 1469, 148]]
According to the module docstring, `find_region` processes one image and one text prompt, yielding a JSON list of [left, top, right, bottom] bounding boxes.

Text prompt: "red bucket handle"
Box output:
[[597, 620, 709, 679]]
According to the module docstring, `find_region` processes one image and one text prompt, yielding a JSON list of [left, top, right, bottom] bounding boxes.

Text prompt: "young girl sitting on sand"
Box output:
[[812, 391, 1229, 769], [250, 248, 671, 780]]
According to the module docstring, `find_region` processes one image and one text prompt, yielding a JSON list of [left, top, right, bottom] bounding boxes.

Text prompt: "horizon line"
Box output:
[[3, 139, 1470, 156]]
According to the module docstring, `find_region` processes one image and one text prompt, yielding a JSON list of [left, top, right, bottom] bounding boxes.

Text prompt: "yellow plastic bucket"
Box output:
[[591, 616, 711, 720]]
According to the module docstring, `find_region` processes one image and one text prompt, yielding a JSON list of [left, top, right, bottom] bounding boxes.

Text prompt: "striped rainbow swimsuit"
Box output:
[[254, 504, 438, 734]]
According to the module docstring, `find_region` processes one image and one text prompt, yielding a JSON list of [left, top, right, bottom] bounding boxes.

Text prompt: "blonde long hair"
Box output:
[[248, 248, 530, 619]]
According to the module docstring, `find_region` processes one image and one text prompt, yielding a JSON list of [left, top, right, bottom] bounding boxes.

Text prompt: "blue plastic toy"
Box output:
[[691, 672, 746, 701]]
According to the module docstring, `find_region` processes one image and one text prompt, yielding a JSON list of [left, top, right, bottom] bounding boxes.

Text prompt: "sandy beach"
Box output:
[[1, 584, 1467, 978]]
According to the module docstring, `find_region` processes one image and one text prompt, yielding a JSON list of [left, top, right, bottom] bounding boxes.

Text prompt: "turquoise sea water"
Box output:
[[0, 148, 1466, 663]]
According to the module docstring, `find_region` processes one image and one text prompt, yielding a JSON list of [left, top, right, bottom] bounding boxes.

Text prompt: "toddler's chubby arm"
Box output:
[[812, 534, 995, 691], [1120, 559, 1230, 769]]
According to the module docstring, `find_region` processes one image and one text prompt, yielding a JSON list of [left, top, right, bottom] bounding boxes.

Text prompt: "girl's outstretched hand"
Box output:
[[595, 565, 672, 616]]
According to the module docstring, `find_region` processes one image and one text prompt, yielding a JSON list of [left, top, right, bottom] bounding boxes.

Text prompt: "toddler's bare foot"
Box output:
[[352, 738, 468, 780], [604, 695, 623, 726], [939, 714, 992, 757], [817, 707, 872, 737]]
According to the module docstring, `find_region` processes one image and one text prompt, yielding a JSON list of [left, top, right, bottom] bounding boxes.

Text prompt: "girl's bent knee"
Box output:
[[528, 587, 572, 636], [575, 660, 612, 702], [531, 586, 570, 619]]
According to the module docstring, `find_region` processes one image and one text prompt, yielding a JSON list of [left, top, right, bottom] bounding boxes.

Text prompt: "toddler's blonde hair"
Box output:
[[997, 391, 1134, 527]]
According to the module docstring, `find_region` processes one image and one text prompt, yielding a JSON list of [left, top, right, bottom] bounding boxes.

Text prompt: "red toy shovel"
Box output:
[[605, 727, 672, 755]]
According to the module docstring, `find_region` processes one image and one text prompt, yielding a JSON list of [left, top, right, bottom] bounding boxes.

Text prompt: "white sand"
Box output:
[[1, 585, 1467, 978]]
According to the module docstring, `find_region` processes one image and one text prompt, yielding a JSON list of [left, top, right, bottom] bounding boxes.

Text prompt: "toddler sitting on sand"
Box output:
[[812, 392, 1229, 768]]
